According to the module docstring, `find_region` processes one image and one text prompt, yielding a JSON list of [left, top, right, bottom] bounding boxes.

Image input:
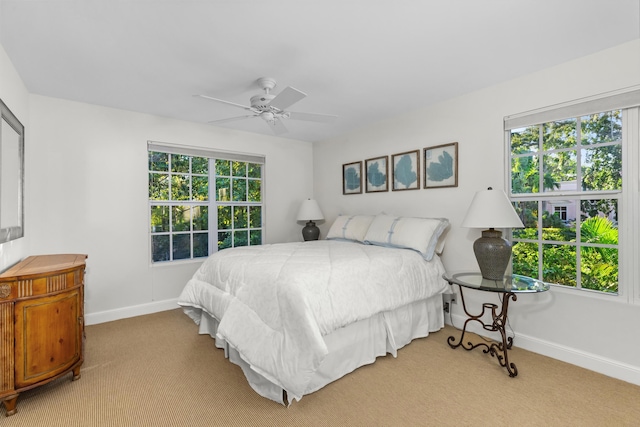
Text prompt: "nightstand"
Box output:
[[443, 272, 549, 377]]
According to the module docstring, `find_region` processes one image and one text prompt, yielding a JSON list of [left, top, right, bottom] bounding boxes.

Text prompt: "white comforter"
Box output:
[[177, 240, 447, 402]]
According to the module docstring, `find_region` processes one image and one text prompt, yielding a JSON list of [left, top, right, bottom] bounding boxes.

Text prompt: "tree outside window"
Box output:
[[214, 159, 262, 251], [509, 110, 621, 293], [149, 151, 263, 263]]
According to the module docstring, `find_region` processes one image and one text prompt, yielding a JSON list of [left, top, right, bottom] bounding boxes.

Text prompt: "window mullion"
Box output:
[[209, 158, 216, 258], [576, 116, 583, 194], [538, 124, 544, 194], [575, 133, 582, 291], [622, 107, 640, 303], [168, 204, 174, 262], [538, 200, 543, 279]]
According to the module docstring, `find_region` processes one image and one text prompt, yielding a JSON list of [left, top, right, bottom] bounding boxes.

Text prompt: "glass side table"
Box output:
[[443, 272, 550, 377]]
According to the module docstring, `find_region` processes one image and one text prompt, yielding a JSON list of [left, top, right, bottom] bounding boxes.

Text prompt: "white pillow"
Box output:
[[363, 214, 449, 261], [326, 215, 375, 242], [434, 223, 450, 255]]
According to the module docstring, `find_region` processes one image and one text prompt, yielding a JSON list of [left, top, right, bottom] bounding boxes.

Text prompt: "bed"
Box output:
[[177, 214, 450, 405]]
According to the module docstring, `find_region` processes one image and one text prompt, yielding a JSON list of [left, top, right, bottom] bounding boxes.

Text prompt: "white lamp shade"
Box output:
[[297, 199, 324, 221], [461, 188, 524, 229]]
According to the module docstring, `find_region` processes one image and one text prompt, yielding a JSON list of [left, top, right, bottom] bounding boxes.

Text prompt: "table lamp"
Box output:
[[461, 187, 524, 280], [297, 199, 324, 241]]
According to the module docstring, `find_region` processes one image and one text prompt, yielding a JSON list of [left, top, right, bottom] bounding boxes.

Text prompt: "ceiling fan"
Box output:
[[195, 77, 338, 135]]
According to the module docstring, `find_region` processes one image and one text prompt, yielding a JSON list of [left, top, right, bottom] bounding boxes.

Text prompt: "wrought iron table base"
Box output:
[[447, 285, 519, 377]]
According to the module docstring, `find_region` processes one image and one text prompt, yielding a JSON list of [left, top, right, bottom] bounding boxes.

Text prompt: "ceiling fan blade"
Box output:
[[268, 86, 307, 111], [194, 94, 255, 112], [208, 115, 258, 124], [266, 118, 288, 135], [288, 111, 338, 123]]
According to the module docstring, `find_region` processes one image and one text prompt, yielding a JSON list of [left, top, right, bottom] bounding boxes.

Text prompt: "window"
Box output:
[[214, 159, 263, 251], [506, 88, 640, 296], [554, 206, 568, 221], [148, 142, 264, 263]]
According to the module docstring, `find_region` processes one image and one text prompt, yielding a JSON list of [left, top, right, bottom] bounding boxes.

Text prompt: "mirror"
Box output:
[[0, 99, 24, 243]]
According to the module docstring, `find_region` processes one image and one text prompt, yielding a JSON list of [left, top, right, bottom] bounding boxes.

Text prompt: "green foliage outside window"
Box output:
[[510, 111, 621, 294], [149, 152, 169, 172], [214, 160, 262, 251], [149, 151, 263, 262], [233, 179, 247, 201]]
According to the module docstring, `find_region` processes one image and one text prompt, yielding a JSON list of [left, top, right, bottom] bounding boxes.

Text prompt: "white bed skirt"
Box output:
[[183, 294, 444, 405]]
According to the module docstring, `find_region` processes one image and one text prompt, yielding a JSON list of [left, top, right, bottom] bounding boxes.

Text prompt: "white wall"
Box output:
[[0, 42, 30, 270], [26, 95, 314, 323], [313, 40, 640, 385]]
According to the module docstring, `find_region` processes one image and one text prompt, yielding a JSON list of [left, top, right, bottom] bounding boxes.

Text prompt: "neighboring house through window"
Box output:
[[147, 141, 264, 263]]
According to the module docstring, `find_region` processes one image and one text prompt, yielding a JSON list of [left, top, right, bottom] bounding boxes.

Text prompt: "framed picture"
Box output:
[[391, 150, 420, 191], [365, 156, 388, 193], [424, 142, 458, 189], [342, 161, 363, 195]]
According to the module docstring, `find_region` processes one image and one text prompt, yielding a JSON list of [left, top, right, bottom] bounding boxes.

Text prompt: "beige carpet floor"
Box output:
[[2, 309, 639, 426]]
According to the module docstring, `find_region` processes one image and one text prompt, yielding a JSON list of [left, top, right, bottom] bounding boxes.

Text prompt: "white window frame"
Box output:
[[147, 141, 266, 264], [504, 87, 640, 304]]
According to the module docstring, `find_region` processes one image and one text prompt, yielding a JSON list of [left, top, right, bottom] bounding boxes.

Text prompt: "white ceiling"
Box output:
[[1, 1, 639, 142]]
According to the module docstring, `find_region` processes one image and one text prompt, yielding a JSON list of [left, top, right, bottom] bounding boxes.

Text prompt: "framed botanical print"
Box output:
[[424, 142, 458, 188], [365, 156, 388, 193], [342, 161, 363, 195], [391, 150, 420, 191]]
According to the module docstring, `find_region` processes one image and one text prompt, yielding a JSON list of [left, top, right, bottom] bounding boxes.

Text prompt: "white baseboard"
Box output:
[[445, 313, 640, 387], [85, 298, 179, 326]]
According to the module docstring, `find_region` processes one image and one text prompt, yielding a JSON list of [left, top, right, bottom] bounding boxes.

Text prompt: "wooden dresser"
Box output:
[[0, 254, 87, 416]]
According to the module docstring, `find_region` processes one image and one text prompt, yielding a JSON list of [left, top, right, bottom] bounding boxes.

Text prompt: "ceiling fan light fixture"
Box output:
[[261, 111, 275, 123]]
